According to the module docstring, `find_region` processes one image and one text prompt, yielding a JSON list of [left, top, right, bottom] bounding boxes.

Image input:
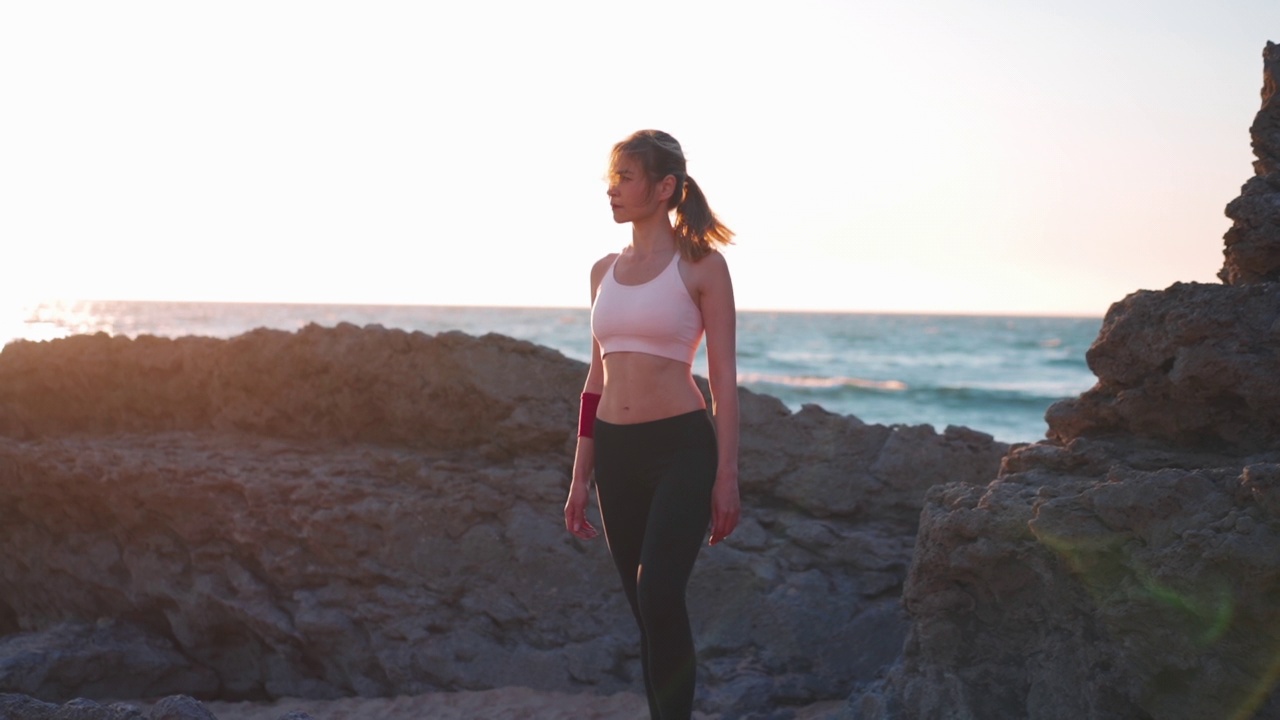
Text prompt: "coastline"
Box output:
[[8, 300, 1100, 443]]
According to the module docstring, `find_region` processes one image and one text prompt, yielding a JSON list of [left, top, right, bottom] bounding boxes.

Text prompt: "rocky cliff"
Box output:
[[846, 42, 1280, 720], [0, 324, 1010, 717]]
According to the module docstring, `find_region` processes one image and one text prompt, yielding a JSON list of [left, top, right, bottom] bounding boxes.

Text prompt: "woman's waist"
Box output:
[[597, 390, 705, 424], [597, 385, 705, 425]]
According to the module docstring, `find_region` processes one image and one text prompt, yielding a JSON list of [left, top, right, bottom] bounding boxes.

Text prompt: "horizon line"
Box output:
[[18, 297, 1107, 321]]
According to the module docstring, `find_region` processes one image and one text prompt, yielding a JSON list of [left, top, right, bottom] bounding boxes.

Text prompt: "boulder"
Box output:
[[1045, 281, 1280, 452], [852, 440, 1280, 720], [0, 325, 583, 459]]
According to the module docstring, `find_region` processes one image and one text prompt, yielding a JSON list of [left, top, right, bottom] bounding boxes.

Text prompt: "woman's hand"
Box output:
[[564, 480, 599, 540], [708, 470, 740, 546]]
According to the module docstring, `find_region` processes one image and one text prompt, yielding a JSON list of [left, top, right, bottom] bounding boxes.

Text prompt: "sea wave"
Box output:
[[738, 373, 1084, 403], [739, 372, 908, 391]]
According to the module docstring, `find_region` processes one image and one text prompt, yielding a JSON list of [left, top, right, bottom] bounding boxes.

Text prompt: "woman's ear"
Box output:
[[656, 174, 677, 204]]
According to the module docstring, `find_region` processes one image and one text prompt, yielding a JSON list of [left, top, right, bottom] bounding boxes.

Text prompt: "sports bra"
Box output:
[[591, 251, 703, 365]]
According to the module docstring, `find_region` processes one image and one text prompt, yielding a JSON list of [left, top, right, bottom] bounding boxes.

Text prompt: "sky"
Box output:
[[2, 0, 1277, 316]]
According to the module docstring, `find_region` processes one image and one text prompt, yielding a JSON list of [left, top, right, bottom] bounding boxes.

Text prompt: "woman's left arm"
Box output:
[[699, 251, 740, 546]]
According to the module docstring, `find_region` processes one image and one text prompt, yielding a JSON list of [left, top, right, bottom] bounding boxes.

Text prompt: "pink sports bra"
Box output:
[[591, 251, 703, 365]]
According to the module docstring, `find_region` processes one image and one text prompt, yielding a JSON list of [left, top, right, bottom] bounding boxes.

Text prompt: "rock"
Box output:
[[845, 41, 1280, 719], [0, 326, 1010, 712], [1052, 43, 1280, 454], [147, 696, 215, 720], [0, 695, 149, 720], [1045, 282, 1280, 452], [1220, 175, 1280, 285], [0, 621, 217, 702], [1221, 41, 1280, 283], [0, 692, 57, 720], [104, 705, 145, 720], [1250, 41, 1280, 176], [50, 698, 118, 720], [738, 405, 1005, 533], [858, 441, 1280, 720], [1241, 462, 1280, 516], [0, 325, 583, 459]]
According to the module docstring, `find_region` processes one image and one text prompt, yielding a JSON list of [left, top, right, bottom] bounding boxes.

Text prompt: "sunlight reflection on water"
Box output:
[[4, 301, 70, 345]]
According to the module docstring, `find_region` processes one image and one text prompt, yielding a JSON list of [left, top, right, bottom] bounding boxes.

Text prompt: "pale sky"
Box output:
[[3, 0, 1276, 316]]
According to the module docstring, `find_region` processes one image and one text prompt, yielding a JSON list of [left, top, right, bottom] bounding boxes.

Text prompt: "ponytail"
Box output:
[[610, 129, 734, 262], [674, 175, 734, 261]]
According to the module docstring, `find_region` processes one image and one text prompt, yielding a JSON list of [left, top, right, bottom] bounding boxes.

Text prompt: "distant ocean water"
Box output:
[[5, 300, 1101, 444]]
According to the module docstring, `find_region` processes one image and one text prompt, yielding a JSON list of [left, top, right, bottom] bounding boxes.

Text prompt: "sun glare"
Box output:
[[1, 1, 1268, 315]]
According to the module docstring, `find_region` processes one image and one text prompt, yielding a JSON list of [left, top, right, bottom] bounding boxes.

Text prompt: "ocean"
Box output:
[[6, 300, 1101, 444]]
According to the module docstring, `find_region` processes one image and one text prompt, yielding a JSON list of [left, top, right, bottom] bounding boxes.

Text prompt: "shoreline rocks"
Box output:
[[0, 325, 1010, 717]]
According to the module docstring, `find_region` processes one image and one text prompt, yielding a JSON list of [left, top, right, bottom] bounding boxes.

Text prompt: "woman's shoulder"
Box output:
[[591, 252, 619, 279], [589, 252, 619, 296], [692, 248, 728, 268], [686, 248, 731, 280]]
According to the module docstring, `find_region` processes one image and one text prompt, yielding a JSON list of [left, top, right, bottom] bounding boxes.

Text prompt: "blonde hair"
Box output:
[[610, 130, 734, 261]]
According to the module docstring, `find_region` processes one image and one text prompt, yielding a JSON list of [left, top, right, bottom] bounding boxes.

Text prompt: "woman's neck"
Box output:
[[629, 213, 676, 256]]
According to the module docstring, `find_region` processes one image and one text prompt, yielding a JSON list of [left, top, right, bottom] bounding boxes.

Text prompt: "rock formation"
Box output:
[[0, 324, 1010, 717], [1221, 41, 1280, 285], [845, 42, 1280, 720]]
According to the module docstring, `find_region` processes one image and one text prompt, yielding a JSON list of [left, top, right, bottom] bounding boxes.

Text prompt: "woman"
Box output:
[[564, 129, 741, 720]]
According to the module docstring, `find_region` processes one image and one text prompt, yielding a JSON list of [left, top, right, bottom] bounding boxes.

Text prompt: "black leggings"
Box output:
[[593, 410, 717, 720]]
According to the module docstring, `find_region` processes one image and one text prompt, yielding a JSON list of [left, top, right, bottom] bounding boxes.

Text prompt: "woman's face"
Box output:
[[607, 155, 664, 225]]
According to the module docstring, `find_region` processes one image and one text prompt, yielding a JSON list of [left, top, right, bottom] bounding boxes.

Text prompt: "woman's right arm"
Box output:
[[565, 255, 612, 539]]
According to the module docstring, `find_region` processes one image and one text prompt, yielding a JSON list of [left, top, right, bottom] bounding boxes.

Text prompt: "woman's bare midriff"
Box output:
[[598, 352, 705, 424]]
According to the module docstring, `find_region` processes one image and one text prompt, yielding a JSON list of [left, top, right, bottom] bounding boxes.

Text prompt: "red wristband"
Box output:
[[578, 392, 601, 438]]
